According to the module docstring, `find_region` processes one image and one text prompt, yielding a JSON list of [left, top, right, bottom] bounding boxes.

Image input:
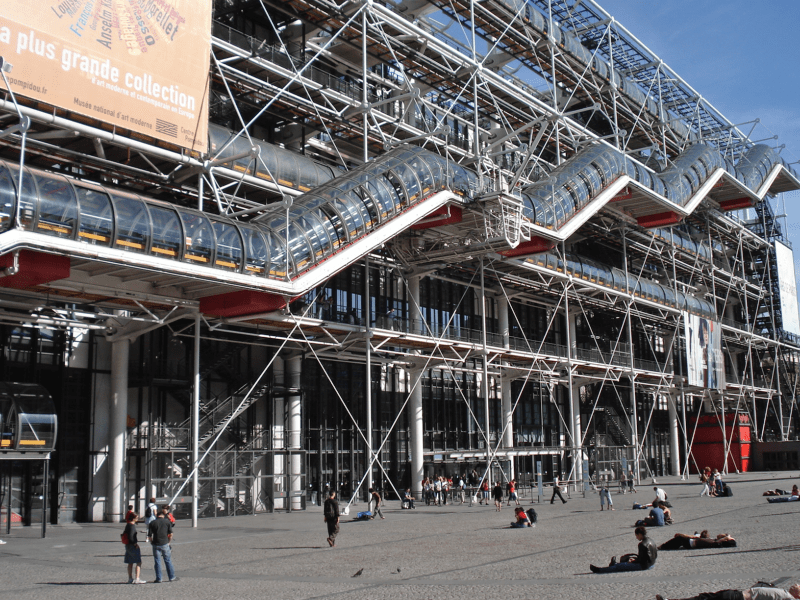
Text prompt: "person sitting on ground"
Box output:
[[655, 583, 800, 600], [590, 526, 656, 573], [402, 489, 416, 509], [510, 506, 532, 528], [658, 531, 737, 550], [660, 501, 674, 525], [653, 486, 672, 508], [636, 501, 665, 527]]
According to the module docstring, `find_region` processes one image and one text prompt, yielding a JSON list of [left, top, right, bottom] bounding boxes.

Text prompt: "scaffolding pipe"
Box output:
[[480, 259, 491, 486], [191, 314, 200, 528], [365, 256, 374, 493]]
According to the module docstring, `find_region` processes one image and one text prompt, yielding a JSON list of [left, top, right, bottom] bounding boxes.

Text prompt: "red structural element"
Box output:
[[719, 197, 754, 211], [610, 187, 633, 202], [688, 413, 751, 473], [0, 250, 70, 289], [500, 236, 556, 257], [637, 211, 683, 228], [411, 204, 463, 229], [200, 290, 287, 317]]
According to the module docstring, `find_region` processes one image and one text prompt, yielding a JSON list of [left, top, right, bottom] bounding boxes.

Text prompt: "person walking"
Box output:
[[551, 475, 567, 504], [480, 478, 490, 505], [123, 511, 146, 584], [458, 475, 466, 504], [323, 490, 340, 547], [492, 481, 504, 511], [600, 486, 614, 510], [144, 497, 158, 528], [507, 479, 520, 506], [146, 506, 178, 583], [369, 488, 384, 519]]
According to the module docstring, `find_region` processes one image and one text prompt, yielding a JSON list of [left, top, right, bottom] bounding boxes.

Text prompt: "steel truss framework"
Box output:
[[0, 0, 798, 523]]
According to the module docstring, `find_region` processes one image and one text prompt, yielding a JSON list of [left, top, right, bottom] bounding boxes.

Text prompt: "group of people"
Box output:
[[700, 466, 726, 496], [421, 475, 462, 505], [121, 498, 179, 584]]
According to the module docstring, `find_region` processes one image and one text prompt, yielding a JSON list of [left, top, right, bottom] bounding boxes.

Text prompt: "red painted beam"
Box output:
[[410, 205, 462, 230], [0, 250, 70, 289], [637, 211, 683, 228], [719, 197, 754, 211], [200, 290, 287, 317], [500, 236, 555, 257]]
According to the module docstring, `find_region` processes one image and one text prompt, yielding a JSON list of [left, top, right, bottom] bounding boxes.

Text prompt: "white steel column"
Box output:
[[566, 305, 583, 484], [622, 230, 639, 484], [191, 315, 200, 527], [664, 327, 680, 477], [667, 392, 680, 476], [365, 257, 373, 492], [480, 260, 491, 485], [408, 274, 424, 499], [106, 338, 129, 523], [272, 356, 286, 510], [287, 354, 303, 510], [498, 296, 513, 465]]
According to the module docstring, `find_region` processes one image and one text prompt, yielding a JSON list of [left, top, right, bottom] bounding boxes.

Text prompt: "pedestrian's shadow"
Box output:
[[253, 546, 324, 550], [43, 582, 129, 586], [685, 544, 800, 557]]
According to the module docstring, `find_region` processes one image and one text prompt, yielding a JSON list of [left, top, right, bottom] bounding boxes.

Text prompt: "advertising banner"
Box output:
[[684, 312, 724, 390], [0, 0, 210, 153], [774, 241, 800, 336]]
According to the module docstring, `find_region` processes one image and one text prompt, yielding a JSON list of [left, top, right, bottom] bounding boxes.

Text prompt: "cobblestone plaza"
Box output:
[[2, 472, 799, 599]]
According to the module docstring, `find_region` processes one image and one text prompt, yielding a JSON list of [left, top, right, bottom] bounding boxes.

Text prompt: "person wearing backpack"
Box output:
[[122, 511, 145, 584], [144, 497, 158, 527], [323, 490, 340, 547]]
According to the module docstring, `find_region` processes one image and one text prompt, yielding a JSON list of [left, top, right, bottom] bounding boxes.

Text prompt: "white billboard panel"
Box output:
[[775, 241, 800, 336], [684, 312, 724, 390]]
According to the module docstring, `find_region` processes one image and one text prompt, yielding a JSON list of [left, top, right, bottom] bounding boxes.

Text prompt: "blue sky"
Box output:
[[597, 0, 800, 253]]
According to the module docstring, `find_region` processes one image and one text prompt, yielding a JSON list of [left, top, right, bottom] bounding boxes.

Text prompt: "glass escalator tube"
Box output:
[[148, 203, 183, 260], [109, 190, 151, 254], [364, 176, 396, 221], [6, 163, 38, 232], [0, 162, 16, 231], [10, 383, 57, 451], [239, 223, 270, 277], [264, 227, 292, 279], [408, 153, 437, 197], [211, 218, 244, 272], [30, 170, 78, 240], [393, 162, 423, 206], [74, 182, 114, 247], [520, 192, 536, 223], [293, 209, 331, 265], [383, 170, 410, 212], [178, 208, 216, 266]]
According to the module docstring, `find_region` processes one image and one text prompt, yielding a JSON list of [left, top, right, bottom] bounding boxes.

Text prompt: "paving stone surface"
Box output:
[[2, 471, 800, 599]]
